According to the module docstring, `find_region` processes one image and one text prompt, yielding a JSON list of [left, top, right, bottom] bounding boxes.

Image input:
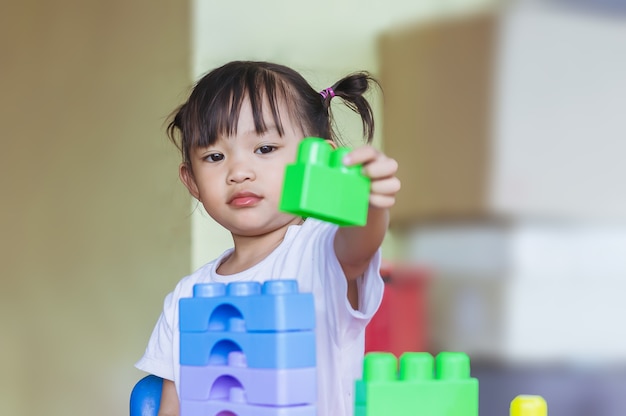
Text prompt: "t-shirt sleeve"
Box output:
[[318, 225, 385, 345], [134, 291, 177, 381]]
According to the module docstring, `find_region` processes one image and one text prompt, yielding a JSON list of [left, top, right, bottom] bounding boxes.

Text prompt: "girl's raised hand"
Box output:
[[343, 145, 401, 209]]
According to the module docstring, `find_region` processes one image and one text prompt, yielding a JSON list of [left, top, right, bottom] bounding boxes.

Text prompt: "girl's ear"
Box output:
[[179, 163, 201, 200], [324, 139, 338, 150]]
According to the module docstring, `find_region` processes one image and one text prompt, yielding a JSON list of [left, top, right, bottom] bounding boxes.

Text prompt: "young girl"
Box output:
[[136, 61, 400, 416]]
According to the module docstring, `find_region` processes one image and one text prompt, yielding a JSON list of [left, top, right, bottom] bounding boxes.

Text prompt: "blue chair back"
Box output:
[[130, 375, 163, 416]]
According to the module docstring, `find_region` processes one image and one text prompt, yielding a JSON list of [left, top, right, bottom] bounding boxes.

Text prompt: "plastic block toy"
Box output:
[[180, 280, 316, 368], [180, 327, 316, 367], [130, 375, 163, 416], [510, 395, 547, 416], [179, 279, 317, 416], [365, 264, 429, 357], [355, 351, 478, 416], [279, 137, 370, 226], [180, 352, 316, 405], [181, 399, 317, 416], [180, 280, 315, 333]]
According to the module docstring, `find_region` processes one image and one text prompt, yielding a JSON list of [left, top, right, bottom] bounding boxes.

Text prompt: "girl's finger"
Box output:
[[370, 176, 401, 196], [369, 193, 396, 209], [343, 145, 379, 166], [362, 157, 399, 179]]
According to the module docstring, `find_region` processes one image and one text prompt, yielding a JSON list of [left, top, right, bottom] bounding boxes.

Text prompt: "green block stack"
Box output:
[[355, 352, 479, 416]]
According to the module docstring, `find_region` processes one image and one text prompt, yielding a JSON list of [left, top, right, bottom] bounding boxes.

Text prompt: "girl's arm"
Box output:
[[157, 379, 180, 416], [334, 145, 400, 308]]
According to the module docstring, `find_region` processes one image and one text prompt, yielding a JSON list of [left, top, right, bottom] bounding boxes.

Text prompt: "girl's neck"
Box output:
[[216, 217, 304, 275]]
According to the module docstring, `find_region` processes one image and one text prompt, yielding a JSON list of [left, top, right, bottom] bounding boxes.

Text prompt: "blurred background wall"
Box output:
[[377, 1, 626, 415], [3, 0, 626, 415], [381, 0, 626, 361], [0, 1, 190, 414]]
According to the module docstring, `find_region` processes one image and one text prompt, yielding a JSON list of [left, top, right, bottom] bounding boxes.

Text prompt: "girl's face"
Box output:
[[180, 95, 304, 238]]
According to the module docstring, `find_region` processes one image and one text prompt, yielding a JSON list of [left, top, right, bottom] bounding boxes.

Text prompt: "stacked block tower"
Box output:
[[178, 280, 317, 416], [280, 137, 370, 227], [355, 351, 479, 416]]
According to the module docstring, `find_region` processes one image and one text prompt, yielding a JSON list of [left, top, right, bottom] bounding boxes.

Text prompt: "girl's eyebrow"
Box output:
[[240, 124, 281, 137], [192, 146, 215, 156]]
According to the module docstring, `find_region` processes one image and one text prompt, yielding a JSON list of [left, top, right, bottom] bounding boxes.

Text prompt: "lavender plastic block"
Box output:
[[180, 399, 317, 416], [180, 364, 316, 405]]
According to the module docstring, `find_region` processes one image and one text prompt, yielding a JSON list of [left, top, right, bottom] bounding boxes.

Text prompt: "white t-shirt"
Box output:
[[135, 218, 384, 416]]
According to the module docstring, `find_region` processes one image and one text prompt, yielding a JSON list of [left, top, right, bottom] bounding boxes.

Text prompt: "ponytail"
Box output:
[[320, 72, 379, 144]]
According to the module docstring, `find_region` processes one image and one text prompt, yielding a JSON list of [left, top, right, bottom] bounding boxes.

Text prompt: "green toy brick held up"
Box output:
[[280, 137, 371, 226]]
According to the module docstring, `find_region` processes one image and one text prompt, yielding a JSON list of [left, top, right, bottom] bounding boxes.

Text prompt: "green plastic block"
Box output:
[[355, 352, 479, 416], [279, 137, 370, 226]]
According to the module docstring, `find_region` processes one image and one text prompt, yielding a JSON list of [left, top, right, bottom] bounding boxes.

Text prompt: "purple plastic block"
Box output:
[[180, 354, 316, 405], [180, 399, 317, 416]]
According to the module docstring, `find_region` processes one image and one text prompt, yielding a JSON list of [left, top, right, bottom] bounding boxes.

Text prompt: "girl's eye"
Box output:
[[255, 145, 276, 155], [206, 153, 224, 162]]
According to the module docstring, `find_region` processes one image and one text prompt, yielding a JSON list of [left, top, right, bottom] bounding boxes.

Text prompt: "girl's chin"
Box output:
[[227, 218, 298, 237]]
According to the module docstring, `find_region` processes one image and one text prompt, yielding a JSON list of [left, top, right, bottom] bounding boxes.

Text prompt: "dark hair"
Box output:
[[166, 61, 379, 166]]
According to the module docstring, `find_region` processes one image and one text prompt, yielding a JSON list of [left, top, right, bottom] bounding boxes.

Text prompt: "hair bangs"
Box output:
[[168, 61, 334, 166], [189, 68, 294, 150]]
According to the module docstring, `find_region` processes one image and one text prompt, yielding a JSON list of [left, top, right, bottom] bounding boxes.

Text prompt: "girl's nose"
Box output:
[[227, 162, 256, 183]]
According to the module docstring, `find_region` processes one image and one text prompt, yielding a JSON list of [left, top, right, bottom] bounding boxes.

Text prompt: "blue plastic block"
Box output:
[[180, 352, 316, 405], [279, 137, 370, 227], [130, 375, 163, 416], [180, 399, 317, 416], [180, 280, 315, 333], [180, 329, 316, 368]]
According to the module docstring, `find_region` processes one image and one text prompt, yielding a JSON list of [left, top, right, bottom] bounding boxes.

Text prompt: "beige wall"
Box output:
[[0, 1, 191, 415]]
